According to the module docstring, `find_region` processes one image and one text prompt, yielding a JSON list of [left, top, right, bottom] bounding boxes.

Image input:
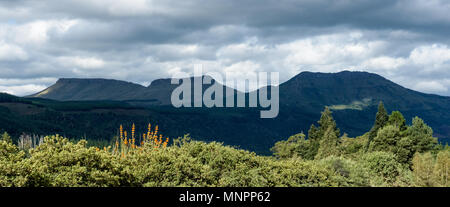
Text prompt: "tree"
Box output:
[[387, 111, 407, 131], [366, 102, 389, 151], [412, 152, 435, 187], [362, 151, 402, 185], [307, 107, 340, 158], [433, 150, 450, 187], [407, 117, 437, 153], [369, 125, 400, 153], [307, 124, 320, 142], [317, 107, 340, 138], [315, 126, 340, 159], [271, 133, 315, 160], [1, 132, 12, 144], [395, 137, 414, 164]]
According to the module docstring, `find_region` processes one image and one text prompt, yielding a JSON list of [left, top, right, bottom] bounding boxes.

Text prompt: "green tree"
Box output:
[[407, 117, 437, 153], [1, 132, 12, 144], [395, 137, 414, 164], [307, 107, 340, 158], [307, 124, 320, 142], [387, 111, 407, 131], [317, 107, 340, 138], [369, 125, 401, 153], [366, 102, 389, 151], [315, 126, 341, 160], [412, 152, 435, 186], [433, 150, 449, 187], [271, 133, 314, 160], [361, 151, 403, 185]]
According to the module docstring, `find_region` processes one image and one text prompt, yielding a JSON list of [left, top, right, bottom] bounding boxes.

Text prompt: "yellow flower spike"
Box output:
[[164, 137, 169, 146], [96, 147, 100, 151], [104, 147, 107, 152], [119, 125, 123, 140], [132, 123, 135, 139]]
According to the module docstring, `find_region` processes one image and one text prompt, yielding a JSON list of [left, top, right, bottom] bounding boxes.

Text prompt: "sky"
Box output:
[[0, 0, 450, 96]]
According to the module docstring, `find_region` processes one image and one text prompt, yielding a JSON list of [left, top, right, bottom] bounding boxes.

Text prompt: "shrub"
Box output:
[[271, 133, 314, 160], [412, 150, 450, 187], [360, 151, 405, 186], [20, 135, 123, 187], [0, 139, 26, 186]]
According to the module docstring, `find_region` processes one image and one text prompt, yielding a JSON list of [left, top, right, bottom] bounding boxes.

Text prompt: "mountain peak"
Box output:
[[293, 70, 384, 79], [149, 75, 216, 87], [31, 78, 147, 101]]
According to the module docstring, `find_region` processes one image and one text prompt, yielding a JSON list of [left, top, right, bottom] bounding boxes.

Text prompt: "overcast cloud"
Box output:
[[0, 0, 450, 96]]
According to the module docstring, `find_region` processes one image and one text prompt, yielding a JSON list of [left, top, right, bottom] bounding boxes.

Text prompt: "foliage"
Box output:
[[339, 134, 367, 157], [366, 102, 389, 150], [0, 134, 348, 187], [271, 133, 314, 160], [412, 150, 449, 187], [305, 107, 340, 158], [315, 126, 341, 159], [369, 125, 401, 153], [368, 114, 438, 165], [0, 106, 447, 187], [359, 151, 412, 186], [407, 117, 438, 153], [387, 111, 407, 131], [1, 132, 12, 144]]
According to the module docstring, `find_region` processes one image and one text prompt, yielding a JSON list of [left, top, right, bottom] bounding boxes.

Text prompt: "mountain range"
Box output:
[[1, 71, 449, 154]]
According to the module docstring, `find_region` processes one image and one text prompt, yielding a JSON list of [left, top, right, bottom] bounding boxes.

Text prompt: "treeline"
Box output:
[[272, 102, 439, 164], [0, 102, 449, 187]]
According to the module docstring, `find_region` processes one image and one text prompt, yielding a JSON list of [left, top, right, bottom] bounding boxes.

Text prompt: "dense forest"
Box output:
[[1, 102, 448, 187]]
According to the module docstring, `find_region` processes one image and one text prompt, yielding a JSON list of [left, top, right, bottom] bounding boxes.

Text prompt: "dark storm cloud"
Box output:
[[0, 0, 450, 96]]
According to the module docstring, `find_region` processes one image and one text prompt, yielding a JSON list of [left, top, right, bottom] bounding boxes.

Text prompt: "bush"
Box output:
[[0, 132, 444, 187], [19, 135, 123, 187], [318, 156, 370, 187], [271, 133, 314, 160], [412, 150, 450, 187], [0, 139, 26, 186], [360, 151, 406, 186]]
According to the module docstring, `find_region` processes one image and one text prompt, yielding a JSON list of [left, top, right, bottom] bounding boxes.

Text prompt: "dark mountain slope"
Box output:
[[30, 78, 147, 101], [2, 71, 448, 154]]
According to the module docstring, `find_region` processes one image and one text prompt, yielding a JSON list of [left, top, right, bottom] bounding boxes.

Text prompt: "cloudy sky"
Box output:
[[0, 0, 450, 96]]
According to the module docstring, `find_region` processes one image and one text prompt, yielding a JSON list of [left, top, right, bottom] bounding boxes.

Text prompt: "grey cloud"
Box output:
[[0, 0, 450, 96]]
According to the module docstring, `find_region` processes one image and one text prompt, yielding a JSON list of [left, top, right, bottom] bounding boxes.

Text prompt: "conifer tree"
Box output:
[[307, 107, 340, 158], [407, 117, 437, 153], [1, 132, 12, 144], [387, 111, 407, 131], [368, 125, 400, 153], [317, 107, 340, 138], [315, 126, 340, 159], [366, 101, 389, 151]]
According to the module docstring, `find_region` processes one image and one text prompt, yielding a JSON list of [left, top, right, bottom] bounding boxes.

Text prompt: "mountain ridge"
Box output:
[[30, 71, 450, 101], [3, 70, 447, 153]]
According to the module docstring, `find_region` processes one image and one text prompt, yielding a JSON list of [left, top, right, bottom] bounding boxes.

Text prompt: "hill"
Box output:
[[1, 71, 449, 154]]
